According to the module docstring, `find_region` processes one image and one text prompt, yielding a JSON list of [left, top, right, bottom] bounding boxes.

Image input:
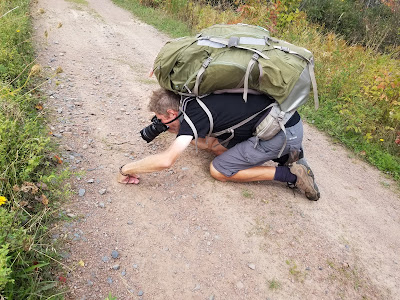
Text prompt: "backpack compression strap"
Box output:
[[243, 53, 260, 102]]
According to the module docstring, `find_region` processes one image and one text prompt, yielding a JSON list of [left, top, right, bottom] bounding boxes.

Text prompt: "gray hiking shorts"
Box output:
[[212, 120, 303, 177]]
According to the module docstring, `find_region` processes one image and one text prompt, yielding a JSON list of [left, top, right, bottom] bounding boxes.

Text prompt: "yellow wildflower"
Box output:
[[16, 29, 20, 33], [0, 196, 7, 206], [380, 139, 384, 142]]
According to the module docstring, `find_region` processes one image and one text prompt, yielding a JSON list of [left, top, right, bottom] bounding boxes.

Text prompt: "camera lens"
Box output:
[[140, 116, 169, 143]]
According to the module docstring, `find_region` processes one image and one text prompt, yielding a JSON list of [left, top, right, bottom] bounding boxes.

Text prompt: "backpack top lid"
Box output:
[[198, 23, 271, 39]]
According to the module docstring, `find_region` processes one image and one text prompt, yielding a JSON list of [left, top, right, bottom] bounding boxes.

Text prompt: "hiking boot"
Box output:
[[276, 149, 304, 166], [290, 158, 320, 201]]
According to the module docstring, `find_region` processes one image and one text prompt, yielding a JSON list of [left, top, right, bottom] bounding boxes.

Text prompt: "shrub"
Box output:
[[300, 0, 400, 55]]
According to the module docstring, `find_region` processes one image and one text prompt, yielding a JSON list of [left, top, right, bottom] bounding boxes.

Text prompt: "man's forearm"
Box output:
[[121, 152, 171, 175], [118, 135, 192, 180]]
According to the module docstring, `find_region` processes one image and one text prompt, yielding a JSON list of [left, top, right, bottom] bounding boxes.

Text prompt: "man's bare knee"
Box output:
[[210, 162, 228, 182]]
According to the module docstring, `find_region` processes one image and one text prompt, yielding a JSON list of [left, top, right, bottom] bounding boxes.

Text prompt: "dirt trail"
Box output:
[[32, 0, 400, 299]]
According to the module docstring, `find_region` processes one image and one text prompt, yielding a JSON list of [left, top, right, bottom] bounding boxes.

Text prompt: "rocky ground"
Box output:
[[32, 0, 400, 299]]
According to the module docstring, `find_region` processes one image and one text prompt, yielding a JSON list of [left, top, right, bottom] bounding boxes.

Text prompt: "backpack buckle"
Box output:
[[228, 36, 239, 47], [281, 47, 290, 53], [202, 57, 212, 68]]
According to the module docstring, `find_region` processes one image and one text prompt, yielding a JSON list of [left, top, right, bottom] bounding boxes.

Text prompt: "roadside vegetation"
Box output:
[[113, 0, 400, 182], [1, 0, 69, 298]]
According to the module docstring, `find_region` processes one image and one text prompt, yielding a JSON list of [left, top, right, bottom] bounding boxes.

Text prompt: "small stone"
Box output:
[[127, 221, 133, 225], [248, 263, 256, 270], [102, 256, 110, 263], [277, 228, 284, 234], [87, 280, 93, 286], [209, 296, 215, 300], [99, 188, 107, 195], [236, 281, 244, 289], [78, 188, 86, 197], [138, 290, 144, 296], [60, 252, 71, 259], [112, 264, 120, 270], [98, 202, 105, 208], [67, 213, 76, 218], [87, 178, 95, 183], [121, 270, 126, 276], [107, 277, 113, 284], [82, 144, 88, 150], [111, 250, 119, 259], [132, 264, 138, 269]]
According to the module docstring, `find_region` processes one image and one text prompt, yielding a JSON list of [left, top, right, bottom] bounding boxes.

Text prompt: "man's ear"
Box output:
[[166, 109, 179, 119]]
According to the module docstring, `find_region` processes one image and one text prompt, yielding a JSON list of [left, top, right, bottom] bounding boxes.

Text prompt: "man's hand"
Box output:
[[116, 135, 193, 185], [117, 173, 140, 184]]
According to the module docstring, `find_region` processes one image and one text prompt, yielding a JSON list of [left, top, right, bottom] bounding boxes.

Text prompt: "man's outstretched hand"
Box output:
[[117, 173, 140, 184]]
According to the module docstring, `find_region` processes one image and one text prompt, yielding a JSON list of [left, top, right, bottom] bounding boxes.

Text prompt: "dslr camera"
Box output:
[[140, 115, 169, 143]]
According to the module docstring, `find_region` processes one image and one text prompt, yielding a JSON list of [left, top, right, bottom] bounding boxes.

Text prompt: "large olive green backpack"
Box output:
[[153, 23, 319, 155]]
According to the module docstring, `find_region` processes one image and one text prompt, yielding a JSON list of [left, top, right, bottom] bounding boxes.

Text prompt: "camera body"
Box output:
[[140, 116, 169, 143]]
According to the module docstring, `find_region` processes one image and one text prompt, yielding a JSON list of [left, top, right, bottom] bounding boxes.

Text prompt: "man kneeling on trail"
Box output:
[[117, 88, 320, 201]]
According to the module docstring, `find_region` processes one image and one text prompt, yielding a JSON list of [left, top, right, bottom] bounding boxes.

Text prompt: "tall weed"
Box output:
[[0, 1, 34, 86]]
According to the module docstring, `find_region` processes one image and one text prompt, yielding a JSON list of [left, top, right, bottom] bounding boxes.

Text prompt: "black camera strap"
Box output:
[[164, 113, 183, 125]]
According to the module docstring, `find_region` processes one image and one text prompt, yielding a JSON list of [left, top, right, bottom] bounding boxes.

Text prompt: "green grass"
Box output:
[[65, 0, 88, 5], [267, 278, 281, 290], [242, 189, 254, 198], [286, 259, 306, 283], [0, 1, 34, 87], [112, 0, 191, 38], [1, 0, 70, 298]]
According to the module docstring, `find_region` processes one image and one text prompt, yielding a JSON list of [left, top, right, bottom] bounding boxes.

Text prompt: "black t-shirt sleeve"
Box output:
[[177, 101, 210, 138]]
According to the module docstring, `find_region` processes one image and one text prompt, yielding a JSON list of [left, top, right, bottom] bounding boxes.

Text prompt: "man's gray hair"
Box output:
[[148, 88, 180, 115]]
